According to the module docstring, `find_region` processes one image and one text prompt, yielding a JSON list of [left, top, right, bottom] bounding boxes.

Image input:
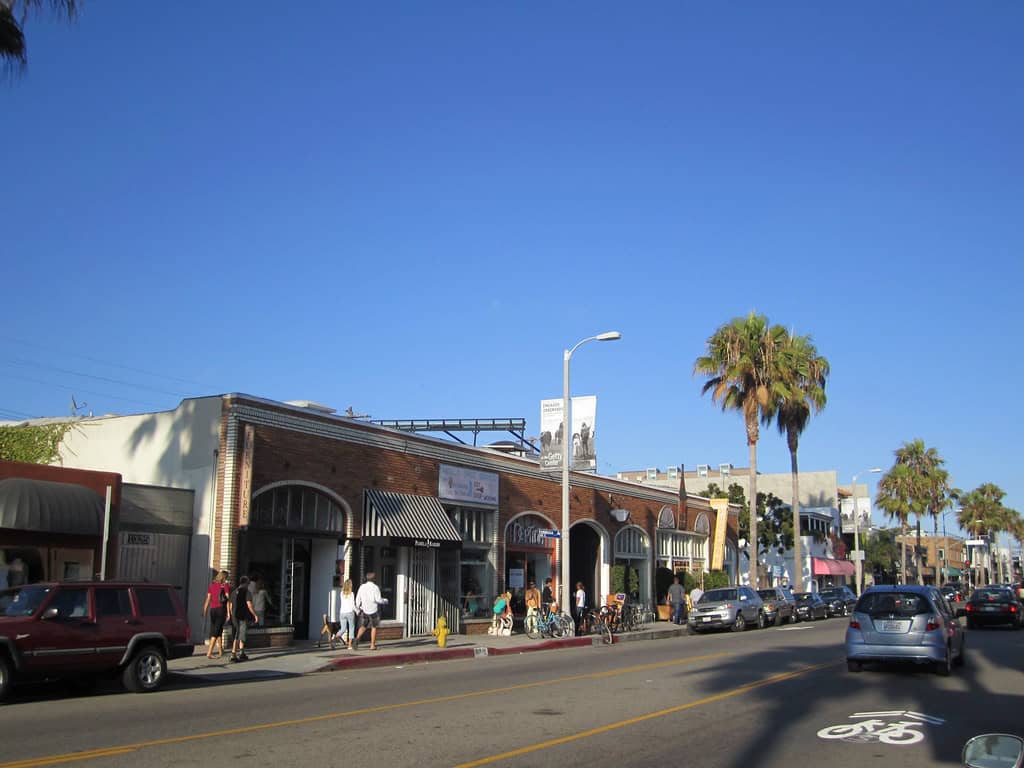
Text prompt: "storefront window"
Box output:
[[448, 506, 496, 620]]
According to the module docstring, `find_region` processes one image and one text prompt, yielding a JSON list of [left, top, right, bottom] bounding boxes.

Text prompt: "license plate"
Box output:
[[983, 606, 998, 612], [881, 621, 905, 633], [702, 616, 712, 622]]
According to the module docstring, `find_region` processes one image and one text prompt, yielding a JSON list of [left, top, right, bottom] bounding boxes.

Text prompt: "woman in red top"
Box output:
[[202, 570, 230, 658]]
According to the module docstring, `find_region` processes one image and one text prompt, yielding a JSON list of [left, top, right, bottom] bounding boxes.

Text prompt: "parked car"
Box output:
[[757, 588, 797, 625], [689, 586, 765, 633], [0, 581, 192, 702], [963, 586, 1023, 630], [793, 592, 828, 621], [819, 586, 858, 617], [845, 584, 965, 675]]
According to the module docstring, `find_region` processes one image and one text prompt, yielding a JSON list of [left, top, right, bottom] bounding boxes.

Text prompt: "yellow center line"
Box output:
[[0, 651, 731, 768], [452, 661, 836, 768]]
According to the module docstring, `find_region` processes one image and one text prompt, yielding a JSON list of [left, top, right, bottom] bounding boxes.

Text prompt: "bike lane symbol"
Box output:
[[817, 711, 946, 745]]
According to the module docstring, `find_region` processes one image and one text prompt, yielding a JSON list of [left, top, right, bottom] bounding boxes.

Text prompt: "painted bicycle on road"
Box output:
[[817, 711, 945, 746]]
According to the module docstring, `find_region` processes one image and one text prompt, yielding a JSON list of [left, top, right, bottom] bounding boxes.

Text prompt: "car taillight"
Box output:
[[849, 619, 860, 630], [965, 604, 974, 612], [1010, 605, 1018, 613], [926, 616, 941, 631]]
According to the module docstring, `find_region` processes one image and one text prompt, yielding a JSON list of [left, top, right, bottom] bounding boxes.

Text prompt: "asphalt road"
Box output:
[[2, 619, 1021, 768]]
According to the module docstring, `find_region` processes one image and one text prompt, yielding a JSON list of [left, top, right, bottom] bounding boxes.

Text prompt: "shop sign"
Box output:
[[509, 519, 551, 547], [123, 533, 153, 547], [238, 424, 255, 526], [439, 464, 499, 506], [414, 539, 441, 548], [509, 568, 525, 588]]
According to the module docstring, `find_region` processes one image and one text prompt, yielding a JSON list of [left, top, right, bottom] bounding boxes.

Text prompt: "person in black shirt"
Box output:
[[541, 577, 555, 617], [228, 576, 258, 662]]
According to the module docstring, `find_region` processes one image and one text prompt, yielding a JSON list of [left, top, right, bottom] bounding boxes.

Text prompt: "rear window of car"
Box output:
[[972, 589, 1011, 601], [757, 590, 777, 599], [96, 588, 132, 617], [857, 592, 931, 617], [135, 588, 176, 617], [796, 594, 817, 603]]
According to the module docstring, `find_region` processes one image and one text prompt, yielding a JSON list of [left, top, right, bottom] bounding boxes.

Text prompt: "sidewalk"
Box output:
[[169, 623, 689, 683]]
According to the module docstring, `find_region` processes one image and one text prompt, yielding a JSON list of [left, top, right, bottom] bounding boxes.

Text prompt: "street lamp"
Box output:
[[851, 467, 881, 596], [561, 331, 621, 621]]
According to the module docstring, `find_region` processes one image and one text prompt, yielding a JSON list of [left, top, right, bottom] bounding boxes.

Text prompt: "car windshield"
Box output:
[[757, 590, 777, 600], [1, 585, 51, 617], [819, 589, 840, 598], [795, 593, 817, 603], [857, 592, 931, 617], [701, 589, 736, 603]]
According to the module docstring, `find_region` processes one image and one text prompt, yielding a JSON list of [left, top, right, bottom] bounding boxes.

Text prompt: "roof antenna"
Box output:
[[70, 396, 89, 416]]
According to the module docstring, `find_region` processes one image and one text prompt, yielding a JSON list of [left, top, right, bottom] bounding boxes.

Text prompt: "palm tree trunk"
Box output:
[[789, 437, 802, 592], [916, 516, 924, 585], [900, 522, 908, 585], [748, 435, 759, 590]]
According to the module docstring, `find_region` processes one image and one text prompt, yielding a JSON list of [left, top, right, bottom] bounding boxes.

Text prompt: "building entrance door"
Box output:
[[407, 547, 436, 636]]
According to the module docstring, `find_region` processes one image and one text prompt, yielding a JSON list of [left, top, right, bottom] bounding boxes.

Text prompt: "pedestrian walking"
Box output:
[[353, 572, 388, 650], [668, 575, 687, 625], [690, 584, 704, 608], [228, 576, 258, 662], [574, 581, 587, 634], [335, 578, 357, 649], [541, 577, 555, 615], [202, 570, 230, 659]]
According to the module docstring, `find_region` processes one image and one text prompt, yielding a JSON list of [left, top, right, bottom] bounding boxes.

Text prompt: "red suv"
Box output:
[[0, 581, 192, 701]]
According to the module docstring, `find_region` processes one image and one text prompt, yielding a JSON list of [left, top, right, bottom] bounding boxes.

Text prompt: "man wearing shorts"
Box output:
[[353, 572, 387, 650]]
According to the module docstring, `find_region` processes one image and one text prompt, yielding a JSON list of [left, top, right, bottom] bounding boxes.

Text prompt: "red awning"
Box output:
[[811, 557, 855, 576]]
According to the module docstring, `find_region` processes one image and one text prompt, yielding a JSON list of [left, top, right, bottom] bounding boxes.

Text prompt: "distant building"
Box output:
[[894, 533, 966, 585]]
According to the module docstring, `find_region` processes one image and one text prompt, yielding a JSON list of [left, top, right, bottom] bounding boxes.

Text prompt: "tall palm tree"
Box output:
[[772, 332, 829, 593], [695, 311, 787, 590], [893, 440, 943, 584], [875, 462, 920, 584], [1, 1, 76, 69], [958, 483, 1018, 586]]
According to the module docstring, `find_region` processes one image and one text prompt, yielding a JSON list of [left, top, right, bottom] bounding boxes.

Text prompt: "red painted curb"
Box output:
[[318, 636, 599, 672]]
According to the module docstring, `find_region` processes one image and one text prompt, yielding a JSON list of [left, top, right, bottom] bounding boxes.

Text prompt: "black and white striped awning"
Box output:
[[364, 489, 462, 543]]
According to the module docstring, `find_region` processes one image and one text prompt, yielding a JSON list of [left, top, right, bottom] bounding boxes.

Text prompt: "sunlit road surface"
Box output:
[[1, 619, 1021, 768]]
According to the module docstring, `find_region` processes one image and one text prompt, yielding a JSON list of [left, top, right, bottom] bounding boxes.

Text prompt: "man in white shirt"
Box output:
[[353, 572, 387, 650]]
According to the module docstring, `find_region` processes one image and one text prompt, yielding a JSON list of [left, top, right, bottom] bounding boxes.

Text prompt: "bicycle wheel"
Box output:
[[597, 618, 613, 644], [525, 614, 541, 640], [558, 613, 575, 637]]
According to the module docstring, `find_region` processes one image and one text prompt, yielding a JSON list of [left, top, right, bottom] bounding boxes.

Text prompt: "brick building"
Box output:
[[17, 394, 740, 642]]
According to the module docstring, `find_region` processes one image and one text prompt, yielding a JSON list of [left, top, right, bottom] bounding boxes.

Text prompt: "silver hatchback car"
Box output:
[[845, 585, 965, 675], [689, 586, 765, 633]]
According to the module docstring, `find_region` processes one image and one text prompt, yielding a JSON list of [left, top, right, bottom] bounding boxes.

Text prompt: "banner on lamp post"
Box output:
[[538, 395, 598, 472]]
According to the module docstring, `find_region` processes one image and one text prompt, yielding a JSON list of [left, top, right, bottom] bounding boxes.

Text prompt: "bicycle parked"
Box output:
[[525, 608, 573, 639]]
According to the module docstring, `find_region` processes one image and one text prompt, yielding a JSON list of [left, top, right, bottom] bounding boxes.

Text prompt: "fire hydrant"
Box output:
[[432, 616, 449, 648]]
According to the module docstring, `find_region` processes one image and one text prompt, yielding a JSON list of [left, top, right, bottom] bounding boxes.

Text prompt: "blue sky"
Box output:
[[4, 3, 1022, 535]]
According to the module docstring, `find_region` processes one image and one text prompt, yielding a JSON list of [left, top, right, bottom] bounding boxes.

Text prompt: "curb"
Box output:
[[317, 630, 682, 672]]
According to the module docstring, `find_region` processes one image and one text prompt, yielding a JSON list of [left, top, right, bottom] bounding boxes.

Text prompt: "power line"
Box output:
[[3, 358, 198, 399], [0, 371, 171, 410]]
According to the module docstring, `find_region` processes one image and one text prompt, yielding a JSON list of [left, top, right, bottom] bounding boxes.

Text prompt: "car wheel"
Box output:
[[0, 656, 10, 702], [954, 644, 966, 667], [122, 645, 167, 693], [935, 649, 952, 677], [847, 659, 862, 673], [757, 611, 766, 630], [732, 613, 746, 632], [774, 612, 783, 627]]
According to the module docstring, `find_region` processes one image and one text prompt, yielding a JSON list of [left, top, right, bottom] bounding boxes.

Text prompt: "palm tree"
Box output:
[[694, 311, 787, 590], [875, 462, 920, 584], [958, 483, 1018, 586], [1, 1, 76, 69], [772, 332, 829, 593], [892, 440, 944, 584]]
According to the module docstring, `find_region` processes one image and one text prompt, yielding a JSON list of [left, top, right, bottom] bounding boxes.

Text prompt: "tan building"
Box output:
[[894, 533, 966, 585]]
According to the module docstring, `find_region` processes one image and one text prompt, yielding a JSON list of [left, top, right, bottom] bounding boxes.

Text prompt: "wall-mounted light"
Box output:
[[610, 508, 630, 523]]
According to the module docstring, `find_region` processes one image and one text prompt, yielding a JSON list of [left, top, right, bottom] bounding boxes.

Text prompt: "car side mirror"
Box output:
[[42, 607, 59, 620], [963, 734, 1024, 768]]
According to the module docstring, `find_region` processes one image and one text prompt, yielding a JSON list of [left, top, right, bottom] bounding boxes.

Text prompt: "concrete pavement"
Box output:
[[169, 622, 689, 682]]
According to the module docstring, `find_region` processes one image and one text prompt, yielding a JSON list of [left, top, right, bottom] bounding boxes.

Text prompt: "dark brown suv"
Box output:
[[0, 581, 192, 701]]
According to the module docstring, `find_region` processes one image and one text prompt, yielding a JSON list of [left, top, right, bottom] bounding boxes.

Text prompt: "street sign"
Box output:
[[542, 530, 561, 539], [850, 550, 865, 561], [966, 539, 987, 547]]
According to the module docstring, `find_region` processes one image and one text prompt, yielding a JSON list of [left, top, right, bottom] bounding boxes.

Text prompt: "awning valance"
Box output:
[[0, 477, 104, 536], [812, 557, 855, 577], [942, 566, 963, 577], [364, 489, 462, 543]]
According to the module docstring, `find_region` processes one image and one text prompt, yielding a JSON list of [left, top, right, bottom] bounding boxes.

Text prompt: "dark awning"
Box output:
[[0, 477, 104, 536], [364, 489, 462, 543], [121, 483, 194, 532]]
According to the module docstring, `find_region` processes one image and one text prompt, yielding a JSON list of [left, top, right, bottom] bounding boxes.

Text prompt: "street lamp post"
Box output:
[[561, 331, 621, 622], [851, 467, 881, 596]]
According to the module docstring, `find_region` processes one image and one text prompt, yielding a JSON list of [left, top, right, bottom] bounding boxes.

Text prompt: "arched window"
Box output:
[[614, 526, 650, 559], [251, 484, 344, 534]]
